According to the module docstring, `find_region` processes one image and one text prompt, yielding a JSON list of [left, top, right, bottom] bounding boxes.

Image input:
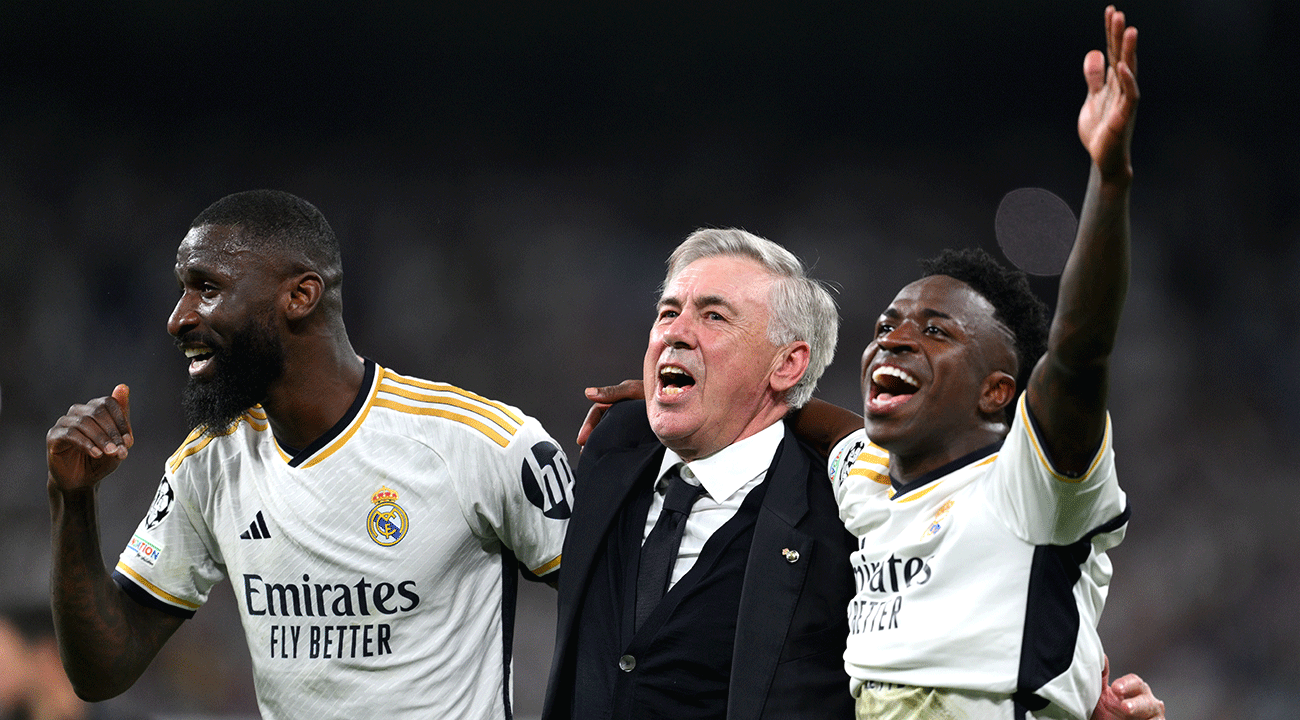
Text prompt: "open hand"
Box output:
[[1078, 5, 1139, 181]]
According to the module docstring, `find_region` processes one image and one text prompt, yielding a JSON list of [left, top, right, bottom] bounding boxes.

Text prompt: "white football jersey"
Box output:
[[829, 394, 1128, 720], [114, 360, 573, 720]]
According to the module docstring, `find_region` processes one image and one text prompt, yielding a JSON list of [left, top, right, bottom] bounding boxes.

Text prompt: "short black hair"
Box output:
[[919, 248, 1049, 396], [191, 190, 342, 288]]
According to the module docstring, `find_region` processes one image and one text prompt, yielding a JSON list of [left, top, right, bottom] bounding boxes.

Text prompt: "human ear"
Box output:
[[284, 272, 324, 321], [769, 341, 812, 394], [978, 371, 1017, 417]]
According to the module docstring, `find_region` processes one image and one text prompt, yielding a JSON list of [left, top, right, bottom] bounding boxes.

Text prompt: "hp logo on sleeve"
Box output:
[[520, 442, 575, 519]]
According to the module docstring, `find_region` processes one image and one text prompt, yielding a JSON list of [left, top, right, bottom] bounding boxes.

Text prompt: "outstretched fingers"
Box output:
[[1106, 7, 1139, 78], [1079, 6, 1139, 178], [1104, 7, 1139, 100]]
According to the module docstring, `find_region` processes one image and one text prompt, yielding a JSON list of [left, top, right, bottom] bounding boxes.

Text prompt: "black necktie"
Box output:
[[635, 465, 706, 631]]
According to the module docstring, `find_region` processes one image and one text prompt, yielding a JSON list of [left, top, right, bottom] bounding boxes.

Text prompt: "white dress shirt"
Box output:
[[642, 420, 785, 589]]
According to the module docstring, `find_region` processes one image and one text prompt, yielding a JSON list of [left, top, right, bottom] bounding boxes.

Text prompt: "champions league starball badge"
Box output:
[[144, 478, 175, 530], [367, 486, 408, 547]]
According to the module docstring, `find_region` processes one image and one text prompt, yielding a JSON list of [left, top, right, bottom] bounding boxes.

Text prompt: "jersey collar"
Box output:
[[277, 358, 378, 467], [890, 438, 1003, 498]]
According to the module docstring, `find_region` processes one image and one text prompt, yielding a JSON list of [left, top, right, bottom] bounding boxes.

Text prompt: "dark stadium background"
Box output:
[[2, 2, 1296, 718]]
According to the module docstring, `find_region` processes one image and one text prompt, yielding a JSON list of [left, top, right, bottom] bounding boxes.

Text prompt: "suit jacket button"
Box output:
[[782, 548, 800, 563], [619, 654, 636, 672]]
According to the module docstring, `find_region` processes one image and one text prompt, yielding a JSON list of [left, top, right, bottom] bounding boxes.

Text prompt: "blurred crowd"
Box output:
[[2, 3, 1298, 719]]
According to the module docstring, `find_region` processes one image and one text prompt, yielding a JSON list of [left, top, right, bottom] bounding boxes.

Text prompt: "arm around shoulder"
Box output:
[[579, 399, 656, 460], [788, 398, 863, 460]]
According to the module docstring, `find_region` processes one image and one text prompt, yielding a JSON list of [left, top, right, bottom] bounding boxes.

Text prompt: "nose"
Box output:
[[658, 312, 696, 350], [876, 320, 920, 353], [167, 292, 199, 339]]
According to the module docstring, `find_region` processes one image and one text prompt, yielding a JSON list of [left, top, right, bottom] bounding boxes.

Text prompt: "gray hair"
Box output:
[[662, 228, 839, 408]]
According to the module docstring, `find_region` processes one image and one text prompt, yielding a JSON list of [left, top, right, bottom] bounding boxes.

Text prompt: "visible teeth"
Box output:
[[872, 366, 919, 387], [185, 348, 211, 358], [659, 366, 692, 396]]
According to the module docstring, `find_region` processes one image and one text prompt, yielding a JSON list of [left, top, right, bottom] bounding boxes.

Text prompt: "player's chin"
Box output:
[[863, 413, 909, 446], [647, 409, 697, 444]]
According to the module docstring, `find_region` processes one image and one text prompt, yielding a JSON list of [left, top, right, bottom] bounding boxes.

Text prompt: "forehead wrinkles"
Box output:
[[176, 243, 250, 273], [663, 257, 776, 311], [891, 277, 990, 326]]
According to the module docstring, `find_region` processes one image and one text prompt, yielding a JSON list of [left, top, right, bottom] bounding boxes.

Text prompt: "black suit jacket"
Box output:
[[542, 401, 856, 720]]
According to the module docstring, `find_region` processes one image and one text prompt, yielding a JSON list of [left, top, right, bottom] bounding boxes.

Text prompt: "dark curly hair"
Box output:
[[919, 248, 1049, 407]]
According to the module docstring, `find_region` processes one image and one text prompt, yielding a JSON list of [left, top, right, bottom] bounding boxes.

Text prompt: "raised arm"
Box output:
[[46, 384, 184, 700], [1027, 5, 1139, 474]]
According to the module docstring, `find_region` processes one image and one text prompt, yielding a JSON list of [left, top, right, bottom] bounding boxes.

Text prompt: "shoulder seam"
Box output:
[[375, 370, 524, 448], [167, 409, 269, 473]]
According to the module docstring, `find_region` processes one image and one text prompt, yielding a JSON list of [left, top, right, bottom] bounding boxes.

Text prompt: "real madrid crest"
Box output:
[[920, 499, 956, 541], [367, 486, 408, 546]]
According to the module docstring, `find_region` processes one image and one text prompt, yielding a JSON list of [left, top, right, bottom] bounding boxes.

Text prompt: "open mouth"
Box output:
[[869, 365, 920, 409], [184, 346, 217, 377], [658, 365, 696, 397]]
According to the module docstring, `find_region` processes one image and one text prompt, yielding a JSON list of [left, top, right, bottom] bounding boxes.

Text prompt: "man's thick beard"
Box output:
[[181, 318, 286, 434]]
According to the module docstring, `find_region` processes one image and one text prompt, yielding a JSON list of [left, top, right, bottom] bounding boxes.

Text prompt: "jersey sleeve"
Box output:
[[827, 428, 867, 491], [828, 429, 892, 533], [456, 414, 573, 579], [988, 393, 1129, 547], [112, 470, 227, 619]]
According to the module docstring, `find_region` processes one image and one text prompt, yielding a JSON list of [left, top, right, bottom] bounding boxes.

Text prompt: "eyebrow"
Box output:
[[659, 293, 741, 317], [881, 307, 954, 321], [176, 263, 218, 280]]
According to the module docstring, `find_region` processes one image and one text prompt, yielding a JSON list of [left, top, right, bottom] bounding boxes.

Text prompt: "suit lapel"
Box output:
[[555, 442, 663, 653], [544, 403, 663, 720], [728, 426, 815, 720]]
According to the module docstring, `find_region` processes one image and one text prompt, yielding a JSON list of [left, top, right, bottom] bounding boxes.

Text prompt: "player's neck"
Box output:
[[886, 426, 1006, 484], [263, 343, 366, 450]]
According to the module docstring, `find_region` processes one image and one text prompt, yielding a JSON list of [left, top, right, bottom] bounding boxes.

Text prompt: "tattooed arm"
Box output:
[[46, 385, 183, 700]]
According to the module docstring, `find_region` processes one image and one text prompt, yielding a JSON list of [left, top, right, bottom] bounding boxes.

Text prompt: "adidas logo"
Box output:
[[240, 511, 272, 540]]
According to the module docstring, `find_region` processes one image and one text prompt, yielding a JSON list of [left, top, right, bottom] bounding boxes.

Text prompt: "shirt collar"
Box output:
[[656, 419, 785, 503]]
